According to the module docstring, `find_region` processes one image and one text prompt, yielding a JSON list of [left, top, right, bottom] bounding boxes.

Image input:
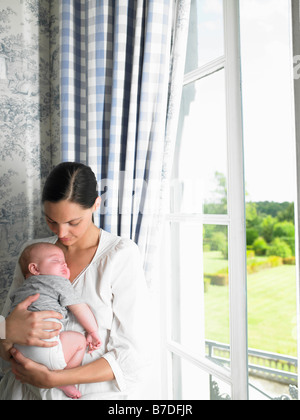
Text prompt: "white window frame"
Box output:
[[160, 0, 248, 400], [291, 0, 300, 399]]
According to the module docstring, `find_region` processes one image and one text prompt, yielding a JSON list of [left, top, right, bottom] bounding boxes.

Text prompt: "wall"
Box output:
[[0, 0, 60, 312]]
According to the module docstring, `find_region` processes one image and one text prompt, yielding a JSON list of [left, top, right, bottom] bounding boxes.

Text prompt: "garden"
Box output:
[[203, 201, 297, 357]]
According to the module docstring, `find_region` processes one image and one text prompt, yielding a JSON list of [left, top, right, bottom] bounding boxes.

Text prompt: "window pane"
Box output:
[[185, 0, 224, 73], [172, 354, 231, 400], [169, 221, 230, 365], [203, 225, 230, 353], [240, 0, 297, 400], [170, 221, 205, 355], [172, 70, 227, 215]]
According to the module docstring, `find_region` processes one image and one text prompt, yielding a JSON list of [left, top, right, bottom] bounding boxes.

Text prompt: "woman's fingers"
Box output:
[[10, 347, 27, 365], [10, 348, 53, 388], [39, 319, 63, 332], [16, 293, 40, 310], [6, 295, 63, 347]]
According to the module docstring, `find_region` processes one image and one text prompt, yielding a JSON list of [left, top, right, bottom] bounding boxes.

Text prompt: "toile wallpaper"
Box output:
[[0, 0, 61, 312]]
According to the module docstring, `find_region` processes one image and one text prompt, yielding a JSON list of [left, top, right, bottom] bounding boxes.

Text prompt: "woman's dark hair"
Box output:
[[42, 162, 98, 209]]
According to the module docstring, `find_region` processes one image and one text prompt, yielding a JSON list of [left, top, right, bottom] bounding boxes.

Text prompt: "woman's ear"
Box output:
[[28, 263, 40, 276], [93, 196, 101, 212]]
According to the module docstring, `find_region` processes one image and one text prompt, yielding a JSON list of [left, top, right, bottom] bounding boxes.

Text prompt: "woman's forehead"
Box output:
[[43, 200, 86, 222]]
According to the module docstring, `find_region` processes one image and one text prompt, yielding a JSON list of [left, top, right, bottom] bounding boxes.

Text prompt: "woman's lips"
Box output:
[[59, 237, 71, 243]]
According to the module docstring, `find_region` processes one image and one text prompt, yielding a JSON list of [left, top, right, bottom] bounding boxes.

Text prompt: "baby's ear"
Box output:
[[28, 263, 40, 276]]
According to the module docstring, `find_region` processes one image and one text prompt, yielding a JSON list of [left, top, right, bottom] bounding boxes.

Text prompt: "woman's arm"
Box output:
[[0, 294, 63, 359], [10, 348, 114, 388]]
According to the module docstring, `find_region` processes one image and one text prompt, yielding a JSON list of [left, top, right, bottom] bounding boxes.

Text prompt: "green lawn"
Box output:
[[204, 252, 297, 357]]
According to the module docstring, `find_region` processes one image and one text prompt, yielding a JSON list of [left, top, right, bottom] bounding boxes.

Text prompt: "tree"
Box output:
[[273, 221, 295, 239], [267, 238, 292, 258], [246, 228, 259, 246], [261, 215, 277, 243], [252, 237, 268, 256]]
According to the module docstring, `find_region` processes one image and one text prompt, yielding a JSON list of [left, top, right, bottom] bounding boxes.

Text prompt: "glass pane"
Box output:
[[203, 225, 230, 357], [185, 0, 224, 73], [169, 221, 230, 366], [170, 221, 205, 356], [171, 70, 227, 215], [240, 0, 297, 400], [172, 354, 231, 400]]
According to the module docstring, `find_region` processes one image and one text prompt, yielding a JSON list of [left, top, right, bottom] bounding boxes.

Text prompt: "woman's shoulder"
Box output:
[[96, 230, 140, 260]]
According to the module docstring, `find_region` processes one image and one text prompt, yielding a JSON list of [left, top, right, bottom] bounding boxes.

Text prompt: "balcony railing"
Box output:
[[206, 340, 298, 399]]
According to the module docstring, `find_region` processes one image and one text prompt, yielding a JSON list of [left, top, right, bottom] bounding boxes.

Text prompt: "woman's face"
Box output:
[[43, 199, 99, 247]]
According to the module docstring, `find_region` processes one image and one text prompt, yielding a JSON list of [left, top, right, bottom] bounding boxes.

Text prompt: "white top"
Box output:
[[0, 230, 151, 400]]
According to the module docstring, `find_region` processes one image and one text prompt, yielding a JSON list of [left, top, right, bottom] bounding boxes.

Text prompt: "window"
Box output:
[[160, 0, 298, 400]]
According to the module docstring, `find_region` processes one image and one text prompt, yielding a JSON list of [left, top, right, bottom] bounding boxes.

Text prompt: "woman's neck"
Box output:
[[59, 224, 101, 253]]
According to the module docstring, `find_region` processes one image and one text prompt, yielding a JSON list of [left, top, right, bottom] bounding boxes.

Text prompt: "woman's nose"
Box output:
[[57, 224, 68, 237]]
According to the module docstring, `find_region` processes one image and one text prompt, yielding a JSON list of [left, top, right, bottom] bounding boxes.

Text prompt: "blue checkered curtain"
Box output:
[[60, 0, 188, 282]]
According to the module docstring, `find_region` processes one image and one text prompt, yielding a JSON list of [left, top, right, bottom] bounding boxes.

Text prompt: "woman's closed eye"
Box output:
[[47, 219, 56, 225]]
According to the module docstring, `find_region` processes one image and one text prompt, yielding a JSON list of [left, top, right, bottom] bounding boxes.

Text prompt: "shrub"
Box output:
[[280, 237, 295, 256], [204, 277, 211, 292], [283, 256, 296, 265], [210, 273, 228, 286], [247, 260, 271, 274], [273, 221, 295, 239], [267, 256, 283, 267], [267, 238, 292, 258], [246, 228, 259, 246], [247, 250, 255, 259], [261, 215, 277, 243], [210, 232, 227, 252], [253, 237, 268, 256]]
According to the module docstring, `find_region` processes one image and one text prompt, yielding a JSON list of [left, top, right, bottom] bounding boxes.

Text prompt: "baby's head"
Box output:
[[19, 242, 70, 280]]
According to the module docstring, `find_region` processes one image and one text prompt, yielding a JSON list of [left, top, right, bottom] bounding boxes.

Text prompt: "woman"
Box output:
[[0, 162, 150, 400]]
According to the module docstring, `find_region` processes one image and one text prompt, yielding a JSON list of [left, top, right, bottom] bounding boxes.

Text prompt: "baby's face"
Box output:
[[33, 246, 70, 279]]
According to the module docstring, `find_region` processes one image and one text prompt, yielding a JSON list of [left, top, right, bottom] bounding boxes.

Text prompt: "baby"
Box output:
[[9, 242, 101, 399]]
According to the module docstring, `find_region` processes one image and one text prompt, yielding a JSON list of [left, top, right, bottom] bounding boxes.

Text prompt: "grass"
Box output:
[[204, 252, 297, 357]]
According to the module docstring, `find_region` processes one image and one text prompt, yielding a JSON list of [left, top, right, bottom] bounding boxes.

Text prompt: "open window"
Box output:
[[160, 0, 298, 400]]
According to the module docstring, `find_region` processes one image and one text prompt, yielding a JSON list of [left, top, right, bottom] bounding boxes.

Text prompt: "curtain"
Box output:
[[0, 0, 61, 312], [60, 0, 175, 284], [0, 0, 191, 311], [60, 0, 191, 284]]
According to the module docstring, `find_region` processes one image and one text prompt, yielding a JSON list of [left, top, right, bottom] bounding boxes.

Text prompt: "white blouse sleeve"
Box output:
[[101, 239, 151, 393]]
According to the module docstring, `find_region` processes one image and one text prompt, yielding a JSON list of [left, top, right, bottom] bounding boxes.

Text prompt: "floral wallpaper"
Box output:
[[0, 0, 61, 312]]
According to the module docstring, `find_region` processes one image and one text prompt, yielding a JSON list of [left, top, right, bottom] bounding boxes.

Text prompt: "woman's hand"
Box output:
[[10, 348, 53, 388], [5, 294, 63, 347], [0, 340, 14, 362]]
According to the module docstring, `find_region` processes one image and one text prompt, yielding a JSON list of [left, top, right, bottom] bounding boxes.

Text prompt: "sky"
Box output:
[[175, 0, 297, 209], [239, 0, 296, 203], [180, 0, 296, 202]]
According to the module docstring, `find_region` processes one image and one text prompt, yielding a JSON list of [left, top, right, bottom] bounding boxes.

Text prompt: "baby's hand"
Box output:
[[86, 331, 101, 354]]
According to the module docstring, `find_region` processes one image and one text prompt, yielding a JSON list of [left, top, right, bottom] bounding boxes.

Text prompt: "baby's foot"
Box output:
[[57, 385, 81, 399]]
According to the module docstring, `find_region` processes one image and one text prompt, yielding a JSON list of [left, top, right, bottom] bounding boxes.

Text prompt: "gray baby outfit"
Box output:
[[10, 274, 82, 326], [9, 275, 83, 371]]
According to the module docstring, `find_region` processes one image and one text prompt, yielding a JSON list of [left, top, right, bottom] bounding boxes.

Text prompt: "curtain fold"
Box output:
[[60, 0, 190, 284]]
